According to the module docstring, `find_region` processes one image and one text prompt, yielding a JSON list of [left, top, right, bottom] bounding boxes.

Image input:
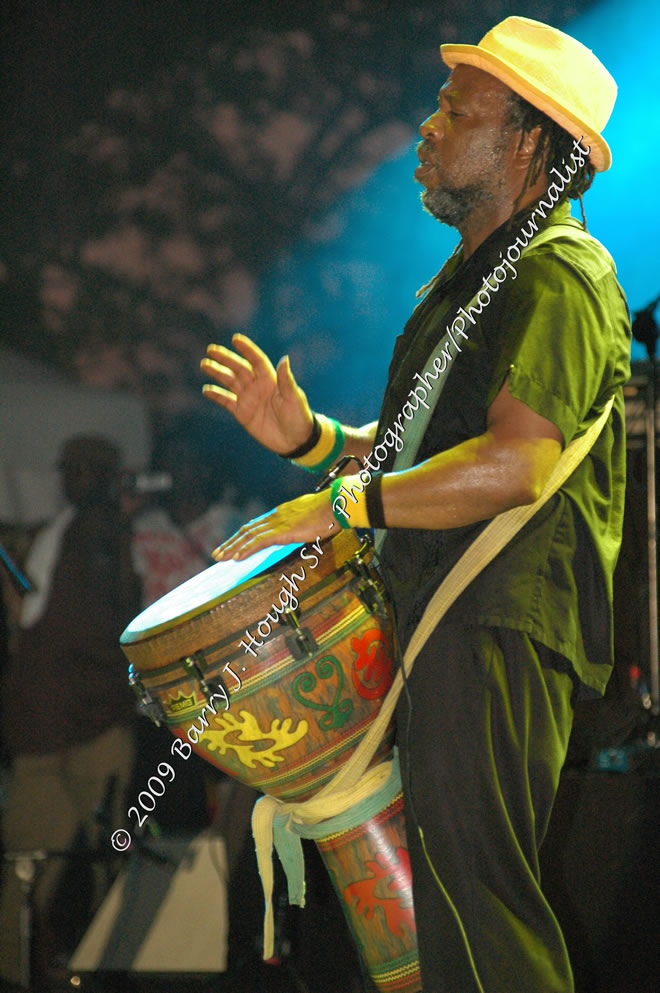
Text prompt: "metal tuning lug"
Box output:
[[281, 607, 318, 661], [181, 651, 229, 704], [348, 538, 388, 617], [128, 664, 166, 726]]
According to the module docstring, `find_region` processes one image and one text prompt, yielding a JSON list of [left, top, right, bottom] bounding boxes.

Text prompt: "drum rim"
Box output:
[[121, 540, 307, 644]]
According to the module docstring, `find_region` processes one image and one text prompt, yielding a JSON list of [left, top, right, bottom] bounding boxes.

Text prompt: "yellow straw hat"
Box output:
[[441, 16, 616, 171]]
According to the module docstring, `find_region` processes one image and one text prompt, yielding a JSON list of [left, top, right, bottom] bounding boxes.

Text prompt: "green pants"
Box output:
[[396, 623, 576, 993]]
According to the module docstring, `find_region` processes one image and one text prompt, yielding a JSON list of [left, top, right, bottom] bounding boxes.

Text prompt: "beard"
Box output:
[[420, 180, 496, 228]]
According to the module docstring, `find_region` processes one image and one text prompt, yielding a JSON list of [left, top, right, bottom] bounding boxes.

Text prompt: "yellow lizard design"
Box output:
[[203, 709, 308, 769]]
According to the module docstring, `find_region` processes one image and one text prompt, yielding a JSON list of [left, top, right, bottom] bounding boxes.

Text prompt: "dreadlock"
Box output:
[[504, 91, 596, 227]]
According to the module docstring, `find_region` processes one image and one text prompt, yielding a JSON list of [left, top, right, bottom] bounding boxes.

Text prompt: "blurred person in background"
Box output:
[[132, 411, 265, 607], [0, 435, 140, 988]]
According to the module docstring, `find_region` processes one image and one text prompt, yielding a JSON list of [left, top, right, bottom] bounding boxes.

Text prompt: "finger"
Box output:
[[276, 354, 298, 401], [205, 345, 256, 384], [200, 358, 250, 401], [213, 533, 270, 562], [212, 516, 275, 559], [232, 334, 278, 382], [200, 357, 236, 386], [213, 525, 273, 561], [201, 383, 238, 412], [212, 527, 252, 559]]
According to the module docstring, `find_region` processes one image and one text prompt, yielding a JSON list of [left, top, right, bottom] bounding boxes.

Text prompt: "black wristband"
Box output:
[[365, 471, 387, 529], [279, 414, 321, 460]]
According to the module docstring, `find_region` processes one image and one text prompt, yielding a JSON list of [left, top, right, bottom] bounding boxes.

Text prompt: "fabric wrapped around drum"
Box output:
[[120, 530, 397, 801]]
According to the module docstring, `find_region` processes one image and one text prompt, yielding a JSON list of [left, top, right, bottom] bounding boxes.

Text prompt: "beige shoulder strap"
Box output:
[[324, 394, 614, 794]]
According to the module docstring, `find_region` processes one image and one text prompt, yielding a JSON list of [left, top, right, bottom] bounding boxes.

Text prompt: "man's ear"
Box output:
[[515, 124, 543, 168]]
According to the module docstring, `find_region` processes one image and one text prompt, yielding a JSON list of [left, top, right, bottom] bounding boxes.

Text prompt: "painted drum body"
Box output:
[[296, 755, 421, 993], [320, 794, 420, 993], [120, 530, 397, 801]]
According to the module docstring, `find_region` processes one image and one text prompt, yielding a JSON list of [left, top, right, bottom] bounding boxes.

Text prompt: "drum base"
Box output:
[[316, 791, 421, 993], [288, 755, 422, 993]]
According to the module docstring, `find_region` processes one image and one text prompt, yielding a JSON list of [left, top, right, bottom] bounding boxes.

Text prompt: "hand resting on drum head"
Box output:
[[211, 490, 338, 562]]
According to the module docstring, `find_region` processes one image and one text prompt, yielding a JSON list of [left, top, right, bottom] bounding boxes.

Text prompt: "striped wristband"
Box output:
[[290, 414, 345, 473]]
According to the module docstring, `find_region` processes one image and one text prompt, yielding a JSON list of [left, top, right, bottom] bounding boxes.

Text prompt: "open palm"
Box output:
[[201, 333, 314, 454]]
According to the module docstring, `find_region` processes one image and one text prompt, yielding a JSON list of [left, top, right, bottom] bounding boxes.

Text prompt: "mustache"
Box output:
[[416, 139, 435, 161]]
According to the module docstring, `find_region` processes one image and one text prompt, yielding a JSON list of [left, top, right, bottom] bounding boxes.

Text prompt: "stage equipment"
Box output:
[[631, 296, 660, 716], [3, 843, 119, 989], [69, 832, 228, 973], [2, 849, 47, 989]]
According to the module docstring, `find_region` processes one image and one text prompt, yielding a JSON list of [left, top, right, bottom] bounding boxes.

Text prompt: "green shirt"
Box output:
[[376, 200, 631, 696]]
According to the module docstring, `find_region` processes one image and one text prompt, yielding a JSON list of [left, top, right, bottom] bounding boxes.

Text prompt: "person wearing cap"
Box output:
[[0, 435, 140, 986], [201, 16, 630, 993]]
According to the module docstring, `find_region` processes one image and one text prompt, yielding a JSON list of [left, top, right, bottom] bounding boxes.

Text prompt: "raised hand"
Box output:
[[201, 333, 314, 455]]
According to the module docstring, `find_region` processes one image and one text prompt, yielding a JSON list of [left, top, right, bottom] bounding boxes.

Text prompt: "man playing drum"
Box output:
[[201, 16, 630, 993]]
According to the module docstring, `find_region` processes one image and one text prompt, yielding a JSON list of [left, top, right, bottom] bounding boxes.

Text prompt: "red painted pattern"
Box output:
[[351, 628, 394, 699], [344, 846, 416, 938]]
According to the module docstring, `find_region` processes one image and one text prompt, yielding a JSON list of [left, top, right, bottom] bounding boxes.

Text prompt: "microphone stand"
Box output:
[[631, 294, 660, 718]]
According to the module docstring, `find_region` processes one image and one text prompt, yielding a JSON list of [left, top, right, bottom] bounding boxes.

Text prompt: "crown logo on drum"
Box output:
[[167, 690, 198, 715]]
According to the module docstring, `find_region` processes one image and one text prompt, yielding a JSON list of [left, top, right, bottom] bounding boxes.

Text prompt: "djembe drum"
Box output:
[[120, 529, 421, 992]]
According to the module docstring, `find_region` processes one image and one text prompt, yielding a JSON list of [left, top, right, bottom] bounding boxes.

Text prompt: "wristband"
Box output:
[[280, 415, 321, 460], [364, 471, 387, 529], [292, 414, 345, 473], [330, 474, 371, 530]]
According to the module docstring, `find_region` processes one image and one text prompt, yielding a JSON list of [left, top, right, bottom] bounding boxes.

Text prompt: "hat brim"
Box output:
[[441, 43, 611, 171]]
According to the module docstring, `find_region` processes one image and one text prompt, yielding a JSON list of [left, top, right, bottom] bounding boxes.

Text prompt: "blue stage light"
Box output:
[[249, 0, 656, 422], [567, 0, 660, 359]]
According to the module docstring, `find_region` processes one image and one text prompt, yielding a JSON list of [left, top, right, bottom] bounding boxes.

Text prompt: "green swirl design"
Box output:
[[292, 654, 354, 731]]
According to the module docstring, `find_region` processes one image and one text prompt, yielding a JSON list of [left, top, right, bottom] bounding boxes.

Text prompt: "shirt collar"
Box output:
[[438, 197, 575, 295]]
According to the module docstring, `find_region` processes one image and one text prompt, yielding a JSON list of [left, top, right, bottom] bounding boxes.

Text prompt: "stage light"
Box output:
[[248, 0, 656, 423], [566, 0, 659, 360]]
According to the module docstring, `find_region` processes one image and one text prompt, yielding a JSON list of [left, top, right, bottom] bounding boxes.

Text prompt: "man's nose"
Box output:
[[419, 109, 445, 140]]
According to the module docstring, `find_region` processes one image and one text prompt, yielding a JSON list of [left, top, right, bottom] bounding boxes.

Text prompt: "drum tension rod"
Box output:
[[182, 651, 229, 704], [281, 608, 318, 661], [128, 664, 167, 726], [348, 542, 388, 617]]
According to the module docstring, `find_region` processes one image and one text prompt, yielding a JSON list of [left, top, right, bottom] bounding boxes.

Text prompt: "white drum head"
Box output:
[[121, 540, 301, 643]]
